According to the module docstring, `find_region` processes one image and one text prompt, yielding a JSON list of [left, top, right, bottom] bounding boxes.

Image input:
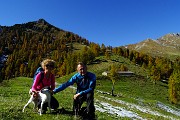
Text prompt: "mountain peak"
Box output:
[[126, 33, 180, 59], [157, 33, 180, 48], [36, 18, 48, 24]]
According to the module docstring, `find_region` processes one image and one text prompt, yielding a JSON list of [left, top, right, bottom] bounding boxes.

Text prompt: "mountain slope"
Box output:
[[0, 19, 93, 80], [126, 33, 180, 60]]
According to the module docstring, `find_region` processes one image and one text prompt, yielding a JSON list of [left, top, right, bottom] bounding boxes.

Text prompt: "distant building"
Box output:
[[102, 71, 134, 76]]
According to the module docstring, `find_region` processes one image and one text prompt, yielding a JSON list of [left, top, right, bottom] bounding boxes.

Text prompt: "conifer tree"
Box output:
[[101, 44, 106, 55], [5, 66, 11, 80], [129, 51, 134, 61], [150, 65, 161, 84], [168, 69, 180, 104], [105, 50, 110, 59], [109, 64, 118, 96], [91, 43, 100, 57], [20, 64, 24, 76]]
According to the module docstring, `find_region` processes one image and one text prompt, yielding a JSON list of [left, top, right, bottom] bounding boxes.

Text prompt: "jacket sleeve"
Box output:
[[79, 73, 96, 95], [53, 74, 77, 93]]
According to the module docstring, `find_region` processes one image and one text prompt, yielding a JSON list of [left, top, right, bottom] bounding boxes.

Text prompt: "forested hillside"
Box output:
[[0, 19, 105, 80]]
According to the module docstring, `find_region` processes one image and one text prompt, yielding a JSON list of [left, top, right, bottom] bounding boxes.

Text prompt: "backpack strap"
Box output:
[[37, 72, 44, 87]]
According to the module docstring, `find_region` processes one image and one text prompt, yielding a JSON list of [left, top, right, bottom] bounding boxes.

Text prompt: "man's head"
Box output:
[[77, 62, 87, 75]]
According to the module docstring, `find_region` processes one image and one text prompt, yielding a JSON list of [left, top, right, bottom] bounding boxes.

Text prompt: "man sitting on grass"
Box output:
[[53, 62, 96, 119]]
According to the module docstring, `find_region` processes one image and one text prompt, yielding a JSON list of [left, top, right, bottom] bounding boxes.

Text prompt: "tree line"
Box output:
[[0, 22, 104, 80], [112, 46, 180, 104]]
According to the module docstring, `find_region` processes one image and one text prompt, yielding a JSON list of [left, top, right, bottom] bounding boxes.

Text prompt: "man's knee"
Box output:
[[86, 92, 94, 99]]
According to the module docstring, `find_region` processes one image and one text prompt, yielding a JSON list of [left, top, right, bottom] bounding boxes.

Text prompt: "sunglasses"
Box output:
[[80, 68, 84, 71], [46, 64, 54, 68]]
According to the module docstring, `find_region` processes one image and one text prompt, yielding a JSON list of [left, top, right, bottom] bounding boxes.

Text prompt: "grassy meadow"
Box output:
[[0, 56, 180, 120]]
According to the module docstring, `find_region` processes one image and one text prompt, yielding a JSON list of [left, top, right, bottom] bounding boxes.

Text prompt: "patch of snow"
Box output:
[[135, 43, 147, 50], [95, 100, 144, 120], [55, 83, 178, 119], [99, 96, 174, 120], [157, 102, 180, 116], [96, 90, 112, 95]]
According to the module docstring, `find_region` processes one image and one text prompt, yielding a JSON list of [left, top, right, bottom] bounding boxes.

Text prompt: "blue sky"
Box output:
[[1, 0, 180, 47]]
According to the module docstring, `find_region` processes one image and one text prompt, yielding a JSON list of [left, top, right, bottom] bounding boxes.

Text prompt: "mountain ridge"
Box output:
[[0, 18, 93, 80], [125, 33, 180, 60]]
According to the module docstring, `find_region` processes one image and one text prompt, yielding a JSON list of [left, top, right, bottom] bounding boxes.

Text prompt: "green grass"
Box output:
[[0, 75, 179, 120], [0, 77, 119, 120], [72, 43, 88, 53], [0, 77, 73, 120], [1, 55, 180, 120], [95, 77, 179, 119]]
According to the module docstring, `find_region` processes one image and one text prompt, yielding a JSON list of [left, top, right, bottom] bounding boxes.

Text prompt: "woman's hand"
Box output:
[[50, 90, 54, 95]]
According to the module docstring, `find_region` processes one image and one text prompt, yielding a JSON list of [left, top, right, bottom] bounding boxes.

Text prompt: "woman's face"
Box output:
[[44, 63, 54, 72]]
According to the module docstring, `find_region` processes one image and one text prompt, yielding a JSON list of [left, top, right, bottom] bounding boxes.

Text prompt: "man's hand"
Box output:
[[73, 93, 80, 100]]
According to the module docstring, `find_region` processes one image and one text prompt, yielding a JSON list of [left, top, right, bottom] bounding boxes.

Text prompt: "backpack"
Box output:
[[32, 67, 44, 87]]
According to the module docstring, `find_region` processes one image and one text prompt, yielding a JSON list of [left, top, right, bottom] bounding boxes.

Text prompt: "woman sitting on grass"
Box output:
[[31, 59, 59, 113]]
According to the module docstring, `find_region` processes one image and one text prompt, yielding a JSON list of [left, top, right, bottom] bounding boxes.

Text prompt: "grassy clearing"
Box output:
[[0, 77, 116, 120], [0, 74, 179, 120], [0, 77, 117, 120], [1, 55, 180, 119], [0, 77, 73, 120], [95, 76, 179, 119], [72, 43, 88, 53]]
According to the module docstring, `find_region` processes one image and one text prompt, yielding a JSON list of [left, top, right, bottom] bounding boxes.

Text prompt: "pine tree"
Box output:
[[119, 64, 128, 71], [20, 64, 24, 76], [109, 64, 118, 96], [168, 69, 180, 104], [5, 66, 11, 80], [150, 65, 161, 84], [105, 50, 110, 59], [59, 61, 66, 76], [100, 44, 106, 55]]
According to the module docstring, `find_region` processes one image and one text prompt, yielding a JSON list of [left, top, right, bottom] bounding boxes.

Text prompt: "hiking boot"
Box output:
[[84, 113, 95, 120], [38, 109, 46, 114], [74, 114, 81, 120], [74, 109, 79, 116], [42, 110, 46, 114]]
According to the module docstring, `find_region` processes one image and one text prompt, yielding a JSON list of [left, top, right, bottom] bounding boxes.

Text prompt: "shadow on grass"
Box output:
[[52, 107, 97, 120], [51, 107, 74, 116]]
